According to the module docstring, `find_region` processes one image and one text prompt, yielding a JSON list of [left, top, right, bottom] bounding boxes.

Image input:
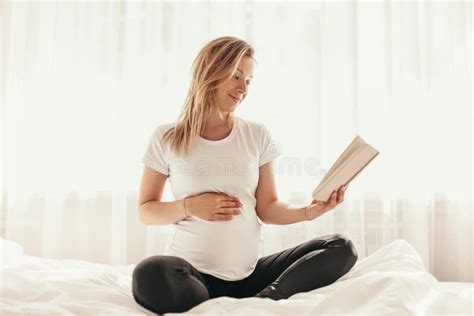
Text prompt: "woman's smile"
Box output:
[[229, 95, 240, 104]]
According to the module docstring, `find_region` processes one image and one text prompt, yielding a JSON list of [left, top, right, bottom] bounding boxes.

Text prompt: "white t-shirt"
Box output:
[[141, 116, 280, 281]]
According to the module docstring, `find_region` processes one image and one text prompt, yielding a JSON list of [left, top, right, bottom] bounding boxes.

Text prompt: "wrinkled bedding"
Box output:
[[1, 238, 472, 315]]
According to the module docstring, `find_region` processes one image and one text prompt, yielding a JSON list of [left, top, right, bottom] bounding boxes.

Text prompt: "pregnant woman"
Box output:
[[133, 36, 358, 314]]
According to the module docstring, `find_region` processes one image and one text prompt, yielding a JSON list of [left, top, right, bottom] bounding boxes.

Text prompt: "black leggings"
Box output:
[[132, 233, 358, 314]]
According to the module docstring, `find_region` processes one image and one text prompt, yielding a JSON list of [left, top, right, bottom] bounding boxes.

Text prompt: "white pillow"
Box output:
[[0, 238, 25, 267]]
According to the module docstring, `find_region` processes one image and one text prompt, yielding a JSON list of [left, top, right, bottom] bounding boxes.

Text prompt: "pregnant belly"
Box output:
[[168, 217, 262, 276]]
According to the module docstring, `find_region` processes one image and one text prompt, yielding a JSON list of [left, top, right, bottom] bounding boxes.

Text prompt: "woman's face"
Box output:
[[214, 56, 254, 112]]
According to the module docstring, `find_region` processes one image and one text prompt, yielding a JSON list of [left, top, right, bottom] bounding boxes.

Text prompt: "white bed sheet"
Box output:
[[1, 239, 472, 315]]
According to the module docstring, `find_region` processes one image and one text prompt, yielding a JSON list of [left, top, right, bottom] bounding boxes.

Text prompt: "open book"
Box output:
[[312, 135, 380, 202]]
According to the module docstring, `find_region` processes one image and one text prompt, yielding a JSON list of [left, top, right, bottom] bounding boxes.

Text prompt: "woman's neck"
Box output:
[[200, 111, 235, 141], [204, 111, 234, 129]]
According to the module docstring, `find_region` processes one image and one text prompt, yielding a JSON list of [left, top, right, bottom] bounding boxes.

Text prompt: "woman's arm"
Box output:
[[140, 200, 188, 225], [138, 166, 188, 225], [255, 161, 318, 225], [255, 161, 347, 224]]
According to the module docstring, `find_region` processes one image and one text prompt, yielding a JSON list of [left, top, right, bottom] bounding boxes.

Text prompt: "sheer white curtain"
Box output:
[[1, 1, 472, 281]]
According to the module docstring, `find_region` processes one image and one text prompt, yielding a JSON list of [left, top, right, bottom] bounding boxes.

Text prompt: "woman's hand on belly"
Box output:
[[186, 192, 243, 221]]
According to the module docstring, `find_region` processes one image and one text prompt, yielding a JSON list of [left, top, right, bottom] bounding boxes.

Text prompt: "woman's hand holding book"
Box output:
[[304, 185, 347, 221]]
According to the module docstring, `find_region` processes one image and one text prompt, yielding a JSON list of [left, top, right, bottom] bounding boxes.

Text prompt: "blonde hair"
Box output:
[[161, 36, 255, 157]]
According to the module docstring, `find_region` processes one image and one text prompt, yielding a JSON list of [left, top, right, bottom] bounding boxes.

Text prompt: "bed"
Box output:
[[1, 238, 472, 315]]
